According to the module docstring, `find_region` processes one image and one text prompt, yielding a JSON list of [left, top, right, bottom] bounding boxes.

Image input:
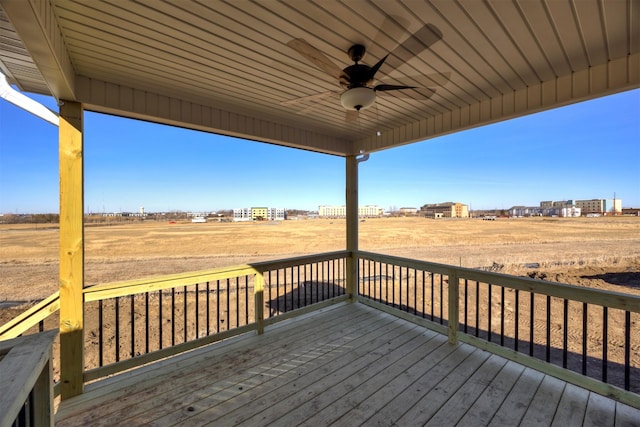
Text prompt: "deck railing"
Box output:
[[356, 251, 640, 407], [82, 251, 349, 382], [1, 250, 638, 409]]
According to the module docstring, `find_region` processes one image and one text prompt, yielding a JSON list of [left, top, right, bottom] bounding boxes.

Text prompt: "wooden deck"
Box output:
[[55, 302, 640, 426]]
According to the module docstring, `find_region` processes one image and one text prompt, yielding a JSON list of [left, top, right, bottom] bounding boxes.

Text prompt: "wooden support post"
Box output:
[[58, 101, 84, 399], [448, 269, 460, 345], [254, 271, 264, 334], [345, 155, 358, 300]]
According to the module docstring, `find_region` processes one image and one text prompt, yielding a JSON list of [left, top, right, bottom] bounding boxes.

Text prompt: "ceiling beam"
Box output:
[[75, 76, 350, 156], [1, 0, 75, 100]]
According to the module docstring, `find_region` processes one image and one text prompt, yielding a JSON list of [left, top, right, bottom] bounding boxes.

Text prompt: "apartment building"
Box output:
[[420, 202, 469, 218], [318, 205, 384, 218]]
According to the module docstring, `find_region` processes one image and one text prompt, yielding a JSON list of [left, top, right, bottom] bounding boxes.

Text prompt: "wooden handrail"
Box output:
[[0, 291, 60, 340]]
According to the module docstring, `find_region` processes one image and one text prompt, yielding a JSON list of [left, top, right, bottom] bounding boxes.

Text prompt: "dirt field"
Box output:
[[1, 216, 639, 389], [1, 216, 639, 305]]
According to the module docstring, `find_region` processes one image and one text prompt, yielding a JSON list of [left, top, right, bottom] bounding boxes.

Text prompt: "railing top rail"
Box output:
[[83, 264, 259, 301], [356, 251, 640, 313], [0, 291, 60, 341], [84, 251, 352, 302], [251, 250, 350, 272]]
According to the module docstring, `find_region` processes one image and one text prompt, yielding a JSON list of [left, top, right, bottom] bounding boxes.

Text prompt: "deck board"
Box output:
[[55, 302, 640, 426]]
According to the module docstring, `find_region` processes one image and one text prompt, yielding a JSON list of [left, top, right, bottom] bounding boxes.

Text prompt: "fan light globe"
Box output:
[[340, 87, 375, 111]]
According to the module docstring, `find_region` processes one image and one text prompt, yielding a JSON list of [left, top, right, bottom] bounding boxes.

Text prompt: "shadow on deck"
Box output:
[[55, 302, 640, 426]]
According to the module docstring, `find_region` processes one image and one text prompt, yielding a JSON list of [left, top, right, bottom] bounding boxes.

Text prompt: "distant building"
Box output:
[[511, 204, 581, 217], [318, 205, 384, 218], [420, 202, 469, 218], [399, 207, 418, 215], [537, 198, 622, 216], [575, 199, 621, 215], [233, 207, 285, 221]]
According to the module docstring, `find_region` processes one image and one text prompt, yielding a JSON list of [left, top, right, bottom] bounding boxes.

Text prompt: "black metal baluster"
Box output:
[[514, 290, 519, 352], [275, 271, 280, 313], [235, 277, 239, 327], [145, 292, 149, 354], [529, 292, 534, 357], [267, 272, 272, 318], [488, 283, 492, 342], [226, 278, 230, 329], [297, 265, 301, 309], [463, 279, 468, 334], [422, 271, 426, 318], [195, 283, 199, 339], [624, 310, 631, 390], [546, 295, 551, 362], [183, 285, 188, 342], [413, 268, 417, 315], [474, 281, 479, 336], [158, 289, 163, 349], [582, 303, 587, 375], [206, 281, 210, 335], [130, 294, 135, 357], [603, 306, 608, 383], [171, 288, 176, 346], [563, 299, 568, 368], [99, 299, 104, 367], [500, 286, 505, 346], [115, 296, 120, 362], [245, 276, 249, 325], [432, 274, 436, 322], [216, 279, 220, 331], [393, 264, 396, 308]]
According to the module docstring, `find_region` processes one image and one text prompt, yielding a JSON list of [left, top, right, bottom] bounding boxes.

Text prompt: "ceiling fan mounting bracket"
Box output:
[[347, 44, 366, 63]]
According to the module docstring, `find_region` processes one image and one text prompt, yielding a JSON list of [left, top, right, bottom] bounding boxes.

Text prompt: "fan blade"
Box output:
[[385, 24, 443, 72], [287, 39, 342, 80], [345, 110, 359, 122], [367, 54, 389, 81], [374, 84, 417, 92]]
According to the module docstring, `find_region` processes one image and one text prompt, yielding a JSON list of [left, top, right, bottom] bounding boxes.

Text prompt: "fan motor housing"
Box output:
[[340, 64, 373, 88]]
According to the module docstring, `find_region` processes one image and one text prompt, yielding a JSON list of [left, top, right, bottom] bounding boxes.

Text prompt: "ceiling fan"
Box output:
[[283, 23, 447, 121]]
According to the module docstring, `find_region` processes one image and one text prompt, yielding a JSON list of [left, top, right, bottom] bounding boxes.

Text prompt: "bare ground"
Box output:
[[1, 217, 639, 388]]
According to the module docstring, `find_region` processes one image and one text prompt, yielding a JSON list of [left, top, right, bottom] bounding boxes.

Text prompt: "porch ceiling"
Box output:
[[0, 0, 638, 156]]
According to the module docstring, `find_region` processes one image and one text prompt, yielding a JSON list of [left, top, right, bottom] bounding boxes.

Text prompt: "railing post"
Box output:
[[346, 155, 359, 300], [59, 100, 84, 399], [254, 271, 264, 334], [448, 269, 460, 345]]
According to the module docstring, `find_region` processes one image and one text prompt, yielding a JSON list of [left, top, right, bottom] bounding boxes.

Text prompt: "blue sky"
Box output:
[[1, 88, 638, 214]]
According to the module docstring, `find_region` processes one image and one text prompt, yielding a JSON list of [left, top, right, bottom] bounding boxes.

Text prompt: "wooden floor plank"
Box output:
[[519, 375, 566, 426], [53, 302, 640, 427], [263, 329, 444, 426], [551, 382, 589, 426], [615, 401, 640, 427], [455, 360, 525, 426], [488, 367, 545, 427], [296, 334, 453, 426], [422, 354, 508, 426], [370, 345, 489, 426], [583, 391, 616, 427]]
